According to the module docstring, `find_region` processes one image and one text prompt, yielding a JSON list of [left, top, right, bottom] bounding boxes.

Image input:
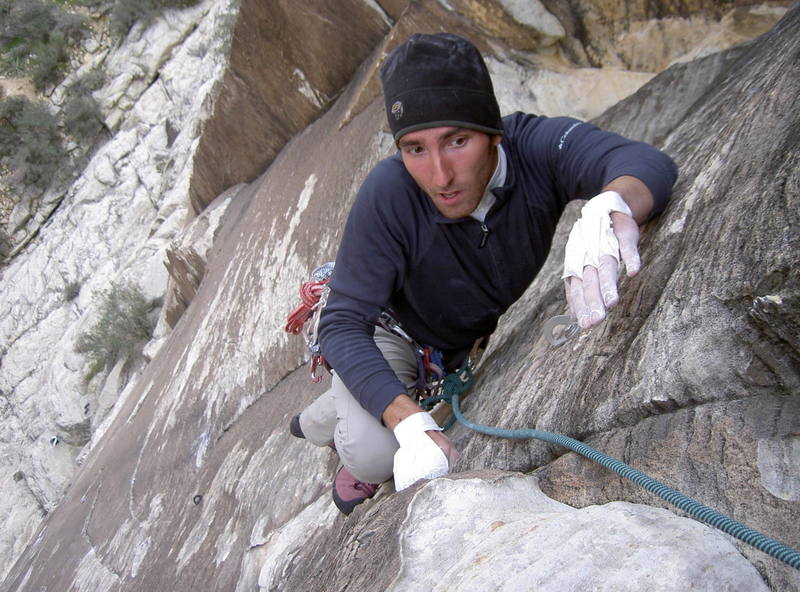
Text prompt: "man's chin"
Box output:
[[434, 204, 471, 219]]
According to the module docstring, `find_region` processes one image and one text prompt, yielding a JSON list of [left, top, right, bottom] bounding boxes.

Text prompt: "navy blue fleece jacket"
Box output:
[[318, 112, 678, 420]]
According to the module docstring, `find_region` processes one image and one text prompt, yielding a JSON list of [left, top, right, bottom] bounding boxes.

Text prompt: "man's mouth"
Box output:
[[438, 190, 459, 201]]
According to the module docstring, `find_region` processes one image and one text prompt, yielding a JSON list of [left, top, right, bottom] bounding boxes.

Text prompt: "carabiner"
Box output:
[[543, 314, 580, 347]]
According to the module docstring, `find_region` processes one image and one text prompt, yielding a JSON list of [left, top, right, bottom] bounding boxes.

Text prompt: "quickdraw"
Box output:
[[377, 310, 446, 402], [284, 262, 335, 382], [285, 264, 473, 404]]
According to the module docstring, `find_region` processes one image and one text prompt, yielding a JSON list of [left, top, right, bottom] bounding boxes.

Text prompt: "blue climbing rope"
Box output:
[[434, 365, 800, 571]]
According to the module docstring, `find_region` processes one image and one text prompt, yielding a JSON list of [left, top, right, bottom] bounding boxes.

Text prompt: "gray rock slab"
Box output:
[[388, 475, 767, 592], [2, 2, 798, 591]]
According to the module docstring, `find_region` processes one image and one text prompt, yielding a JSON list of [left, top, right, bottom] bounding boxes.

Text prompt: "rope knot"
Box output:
[[440, 363, 473, 400]]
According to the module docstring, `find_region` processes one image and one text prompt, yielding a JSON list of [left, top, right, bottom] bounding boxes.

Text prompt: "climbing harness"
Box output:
[[283, 263, 449, 391], [284, 262, 335, 382], [284, 270, 800, 570], [428, 360, 800, 571], [377, 310, 448, 402]]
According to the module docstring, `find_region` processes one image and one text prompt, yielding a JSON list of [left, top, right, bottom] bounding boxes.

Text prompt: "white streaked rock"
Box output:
[[0, 0, 239, 579], [389, 475, 767, 592]]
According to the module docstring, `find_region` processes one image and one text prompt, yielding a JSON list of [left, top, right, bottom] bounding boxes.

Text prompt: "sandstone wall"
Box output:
[[186, 0, 391, 213], [0, 0, 796, 588]]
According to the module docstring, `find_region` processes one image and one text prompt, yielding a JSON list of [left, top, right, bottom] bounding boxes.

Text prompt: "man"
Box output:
[[290, 33, 678, 515]]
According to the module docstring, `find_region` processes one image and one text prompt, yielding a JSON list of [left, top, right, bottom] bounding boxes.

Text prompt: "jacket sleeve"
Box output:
[[511, 113, 678, 217], [317, 158, 417, 421]]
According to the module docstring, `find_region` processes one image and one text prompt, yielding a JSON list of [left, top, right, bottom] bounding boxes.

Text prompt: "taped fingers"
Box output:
[[562, 193, 640, 330]]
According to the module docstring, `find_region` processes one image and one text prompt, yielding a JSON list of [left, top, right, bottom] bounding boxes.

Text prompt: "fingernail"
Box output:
[[590, 309, 605, 324], [603, 291, 618, 307], [579, 314, 591, 328]]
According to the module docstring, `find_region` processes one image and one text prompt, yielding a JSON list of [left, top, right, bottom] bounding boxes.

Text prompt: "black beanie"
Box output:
[[380, 33, 503, 140]]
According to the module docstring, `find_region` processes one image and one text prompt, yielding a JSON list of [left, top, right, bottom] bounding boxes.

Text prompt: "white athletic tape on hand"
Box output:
[[562, 191, 633, 280], [392, 412, 448, 491]]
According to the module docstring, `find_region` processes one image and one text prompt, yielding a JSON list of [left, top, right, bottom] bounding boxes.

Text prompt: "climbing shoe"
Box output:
[[289, 414, 305, 439], [332, 465, 379, 515]]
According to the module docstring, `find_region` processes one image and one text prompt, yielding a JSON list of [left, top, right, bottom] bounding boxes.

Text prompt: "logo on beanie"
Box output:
[[391, 101, 403, 120]]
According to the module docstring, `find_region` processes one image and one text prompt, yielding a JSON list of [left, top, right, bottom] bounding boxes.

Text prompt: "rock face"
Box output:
[[541, 0, 789, 70], [0, 0, 241, 574], [187, 0, 392, 213], [0, 0, 389, 579], [0, 0, 797, 590], [271, 473, 768, 591], [530, 10, 800, 586]]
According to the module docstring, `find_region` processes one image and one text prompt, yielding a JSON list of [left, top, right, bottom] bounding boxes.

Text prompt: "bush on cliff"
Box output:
[[0, 68, 104, 205], [75, 282, 161, 382], [62, 69, 106, 143], [0, 0, 86, 91], [0, 96, 63, 188]]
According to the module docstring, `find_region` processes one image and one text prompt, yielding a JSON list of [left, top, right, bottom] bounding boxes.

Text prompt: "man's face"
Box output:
[[398, 127, 501, 219]]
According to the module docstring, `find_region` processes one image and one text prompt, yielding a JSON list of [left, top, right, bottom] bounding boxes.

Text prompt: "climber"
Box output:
[[289, 32, 678, 515]]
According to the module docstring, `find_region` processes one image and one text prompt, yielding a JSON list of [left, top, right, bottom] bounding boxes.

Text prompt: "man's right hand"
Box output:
[[391, 410, 457, 490], [383, 395, 459, 490], [426, 429, 459, 466]]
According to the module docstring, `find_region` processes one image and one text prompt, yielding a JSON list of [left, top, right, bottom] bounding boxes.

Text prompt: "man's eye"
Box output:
[[452, 136, 467, 147]]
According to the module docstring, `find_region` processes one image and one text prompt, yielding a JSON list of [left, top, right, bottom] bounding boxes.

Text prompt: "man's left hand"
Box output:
[[562, 189, 646, 330], [565, 211, 640, 329]]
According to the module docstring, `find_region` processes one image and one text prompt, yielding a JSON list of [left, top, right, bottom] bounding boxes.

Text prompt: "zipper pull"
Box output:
[[479, 223, 490, 248]]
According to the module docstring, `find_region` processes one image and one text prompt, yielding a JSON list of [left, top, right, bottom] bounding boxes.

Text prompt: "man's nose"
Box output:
[[431, 152, 453, 188]]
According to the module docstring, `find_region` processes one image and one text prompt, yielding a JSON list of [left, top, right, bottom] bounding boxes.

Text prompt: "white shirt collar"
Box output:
[[470, 144, 506, 222]]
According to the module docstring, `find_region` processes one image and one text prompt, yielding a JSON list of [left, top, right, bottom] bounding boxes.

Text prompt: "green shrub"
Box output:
[[75, 281, 160, 382], [70, 66, 105, 93], [0, 228, 10, 259], [0, 96, 64, 188], [0, 67, 105, 194], [64, 280, 81, 301], [0, 0, 86, 90], [108, 1, 153, 38], [62, 71, 106, 142], [30, 33, 69, 90]]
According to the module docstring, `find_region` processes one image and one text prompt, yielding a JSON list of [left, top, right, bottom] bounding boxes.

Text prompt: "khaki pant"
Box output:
[[298, 327, 419, 483]]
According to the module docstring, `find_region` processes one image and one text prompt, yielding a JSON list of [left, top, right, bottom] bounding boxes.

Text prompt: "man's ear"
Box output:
[[491, 135, 502, 147]]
